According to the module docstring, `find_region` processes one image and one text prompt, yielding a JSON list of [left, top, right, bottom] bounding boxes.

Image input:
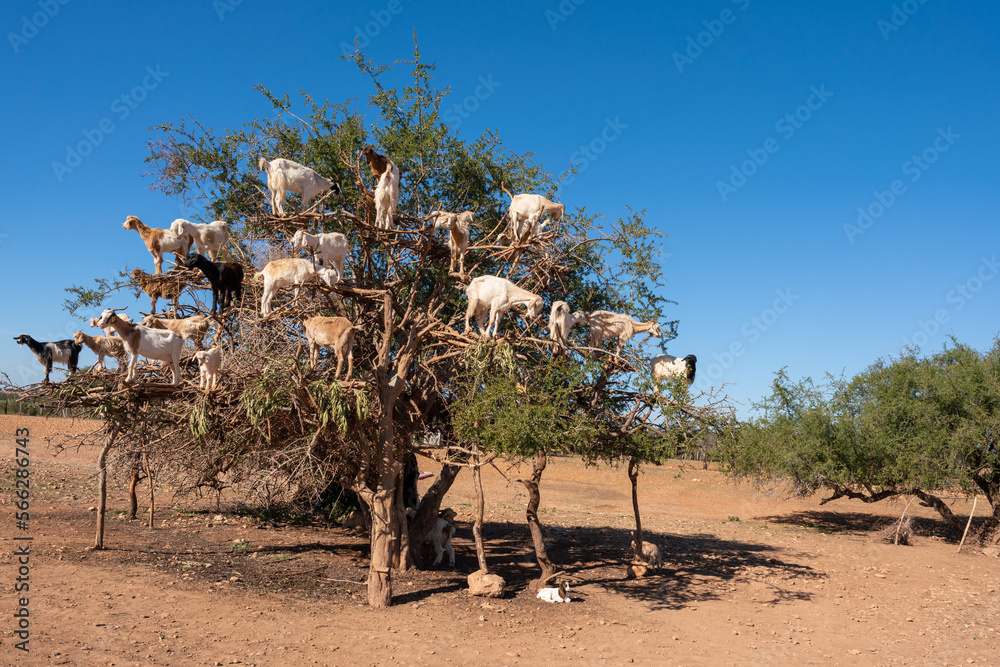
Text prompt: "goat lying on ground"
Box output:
[[425, 507, 457, 567], [193, 346, 222, 391], [258, 157, 342, 216], [141, 314, 211, 349], [14, 334, 82, 383], [500, 184, 564, 243], [650, 354, 698, 385], [631, 538, 664, 570], [182, 253, 244, 314], [90, 313, 131, 337], [588, 310, 662, 353], [122, 215, 192, 275], [95, 308, 183, 386], [130, 268, 185, 315], [464, 275, 543, 338], [302, 316, 355, 380], [254, 258, 339, 315], [536, 581, 571, 603], [427, 210, 472, 276], [548, 300, 589, 347], [73, 331, 127, 370], [290, 230, 350, 279], [361, 146, 400, 230], [170, 219, 229, 260]]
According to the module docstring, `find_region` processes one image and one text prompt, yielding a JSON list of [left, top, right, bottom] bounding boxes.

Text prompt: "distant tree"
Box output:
[[720, 340, 1000, 544]]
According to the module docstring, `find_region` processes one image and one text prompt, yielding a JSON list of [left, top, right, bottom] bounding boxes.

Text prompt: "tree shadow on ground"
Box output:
[[470, 521, 822, 611], [753, 510, 956, 540]]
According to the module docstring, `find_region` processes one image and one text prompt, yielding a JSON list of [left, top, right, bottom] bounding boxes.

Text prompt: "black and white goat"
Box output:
[[14, 334, 82, 383], [650, 354, 698, 385], [183, 253, 244, 314]]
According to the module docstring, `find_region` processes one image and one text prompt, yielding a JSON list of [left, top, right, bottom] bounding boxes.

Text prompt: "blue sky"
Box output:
[[2, 0, 998, 416]]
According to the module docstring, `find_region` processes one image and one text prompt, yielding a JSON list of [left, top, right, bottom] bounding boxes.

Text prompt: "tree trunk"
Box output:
[[628, 456, 643, 560], [914, 489, 965, 533], [93, 425, 119, 550], [128, 461, 140, 520], [519, 449, 556, 584], [407, 463, 461, 568], [472, 448, 488, 573], [394, 468, 414, 571], [143, 453, 155, 529]]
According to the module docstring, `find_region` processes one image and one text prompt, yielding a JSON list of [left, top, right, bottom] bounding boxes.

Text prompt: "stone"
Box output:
[[468, 570, 505, 598]]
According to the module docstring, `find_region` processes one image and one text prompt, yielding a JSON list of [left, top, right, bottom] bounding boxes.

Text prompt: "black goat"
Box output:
[[183, 252, 244, 314], [14, 334, 82, 383]]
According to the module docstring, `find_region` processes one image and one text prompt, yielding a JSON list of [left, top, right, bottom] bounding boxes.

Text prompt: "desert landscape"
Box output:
[[2, 414, 998, 666]]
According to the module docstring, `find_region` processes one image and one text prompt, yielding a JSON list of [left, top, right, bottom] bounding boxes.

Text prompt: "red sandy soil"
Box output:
[[1, 414, 999, 666]]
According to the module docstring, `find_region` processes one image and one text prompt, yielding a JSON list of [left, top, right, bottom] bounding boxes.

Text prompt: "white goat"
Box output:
[[90, 313, 131, 337], [427, 210, 472, 276], [374, 159, 400, 230], [464, 275, 543, 338], [73, 331, 127, 370], [302, 316, 356, 380], [254, 258, 340, 315], [500, 185, 565, 243], [425, 507, 457, 567], [588, 310, 662, 353], [631, 539, 664, 570], [169, 219, 229, 260], [650, 354, 698, 385], [193, 346, 222, 391], [122, 215, 192, 275], [290, 230, 350, 278], [95, 308, 184, 386], [141, 314, 211, 349], [548, 300, 589, 347], [536, 581, 571, 603], [258, 157, 341, 216]]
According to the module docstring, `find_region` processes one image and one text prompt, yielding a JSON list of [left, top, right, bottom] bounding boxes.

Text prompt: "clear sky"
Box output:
[[3, 0, 998, 416]]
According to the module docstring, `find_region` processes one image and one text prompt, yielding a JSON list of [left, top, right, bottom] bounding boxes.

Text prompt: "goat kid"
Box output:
[[13, 334, 82, 383], [464, 275, 543, 338], [536, 581, 572, 603], [630, 538, 664, 570], [425, 507, 457, 567], [95, 308, 183, 386], [73, 331, 127, 371], [259, 157, 341, 216], [193, 346, 222, 391]]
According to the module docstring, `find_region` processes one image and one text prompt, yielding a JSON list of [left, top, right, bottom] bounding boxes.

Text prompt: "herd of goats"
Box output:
[[13, 147, 699, 395]]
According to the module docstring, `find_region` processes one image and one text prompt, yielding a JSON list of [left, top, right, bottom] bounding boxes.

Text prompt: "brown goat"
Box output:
[[360, 146, 391, 183], [302, 316, 356, 380], [130, 268, 185, 314]]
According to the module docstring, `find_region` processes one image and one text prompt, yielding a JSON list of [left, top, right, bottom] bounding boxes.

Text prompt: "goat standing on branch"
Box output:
[[194, 346, 222, 391], [500, 184, 564, 243], [258, 157, 342, 216], [290, 230, 350, 279], [427, 210, 472, 277], [650, 354, 697, 385], [464, 275, 543, 338], [170, 219, 230, 260], [130, 268, 184, 315], [588, 310, 662, 353], [182, 253, 244, 315], [95, 308, 184, 386], [255, 258, 339, 316], [548, 300, 589, 348], [13, 334, 82, 383], [361, 146, 400, 230], [302, 316, 356, 380], [141, 314, 212, 350], [73, 331, 127, 371], [122, 215, 192, 275]]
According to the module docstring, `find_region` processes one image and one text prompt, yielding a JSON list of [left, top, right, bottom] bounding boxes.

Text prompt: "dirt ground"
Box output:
[[2, 415, 999, 666]]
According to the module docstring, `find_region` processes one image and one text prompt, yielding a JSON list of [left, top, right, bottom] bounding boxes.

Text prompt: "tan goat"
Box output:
[[427, 209, 472, 276], [588, 310, 662, 353], [142, 314, 211, 349], [302, 316, 356, 380]]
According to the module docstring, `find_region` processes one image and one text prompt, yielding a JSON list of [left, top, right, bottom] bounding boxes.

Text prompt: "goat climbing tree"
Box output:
[[40, 44, 732, 607]]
